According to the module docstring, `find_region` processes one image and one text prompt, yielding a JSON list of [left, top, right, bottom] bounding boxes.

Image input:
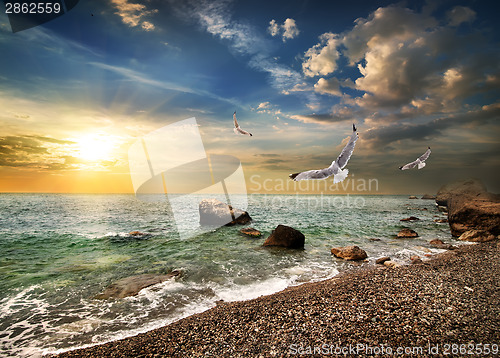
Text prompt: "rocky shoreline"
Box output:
[[54, 180, 500, 357], [55, 241, 499, 358]]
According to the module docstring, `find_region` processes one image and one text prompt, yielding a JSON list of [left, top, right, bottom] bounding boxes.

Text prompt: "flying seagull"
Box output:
[[289, 124, 358, 184], [399, 147, 431, 170], [233, 111, 252, 136]]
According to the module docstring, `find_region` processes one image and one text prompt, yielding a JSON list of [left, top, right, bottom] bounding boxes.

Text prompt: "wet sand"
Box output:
[[55, 240, 500, 357]]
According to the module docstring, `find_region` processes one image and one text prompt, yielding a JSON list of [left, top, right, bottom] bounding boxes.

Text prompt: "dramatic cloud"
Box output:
[[299, 4, 500, 125], [268, 18, 300, 42], [109, 0, 158, 30], [0, 135, 75, 169], [302, 33, 340, 77]]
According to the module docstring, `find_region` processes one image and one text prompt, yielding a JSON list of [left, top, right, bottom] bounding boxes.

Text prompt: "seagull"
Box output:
[[289, 124, 358, 184], [399, 147, 431, 170], [233, 111, 252, 136]]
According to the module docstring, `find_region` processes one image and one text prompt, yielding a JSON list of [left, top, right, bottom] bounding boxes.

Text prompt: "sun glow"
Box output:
[[75, 134, 117, 162]]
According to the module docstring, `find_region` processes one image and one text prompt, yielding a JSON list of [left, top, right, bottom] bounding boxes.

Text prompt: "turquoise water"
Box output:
[[0, 194, 454, 357]]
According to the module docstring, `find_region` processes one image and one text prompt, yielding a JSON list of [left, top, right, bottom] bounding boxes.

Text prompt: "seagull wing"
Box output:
[[334, 124, 358, 169], [418, 147, 431, 162], [399, 160, 419, 170], [236, 127, 253, 136], [289, 166, 336, 181], [233, 112, 252, 136], [233, 111, 239, 128]]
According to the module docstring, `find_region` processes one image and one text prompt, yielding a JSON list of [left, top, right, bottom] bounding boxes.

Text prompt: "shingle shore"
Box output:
[[55, 241, 500, 358]]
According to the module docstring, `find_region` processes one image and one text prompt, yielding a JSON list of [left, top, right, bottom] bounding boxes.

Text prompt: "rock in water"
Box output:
[[240, 227, 262, 237], [262, 225, 305, 249], [199, 199, 251, 226], [400, 216, 420, 222], [95, 271, 180, 299], [421, 194, 435, 200], [375, 256, 390, 265], [409, 196, 418, 199], [458, 230, 496, 243], [331, 245, 367, 261], [397, 228, 418, 238]]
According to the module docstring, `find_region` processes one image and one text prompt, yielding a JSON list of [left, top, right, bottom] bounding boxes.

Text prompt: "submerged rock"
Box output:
[[400, 216, 420, 222], [199, 199, 251, 226], [397, 228, 418, 238], [458, 230, 496, 243], [430, 239, 457, 250], [331, 245, 367, 261], [239, 227, 262, 238], [262, 225, 305, 249], [434, 218, 448, 223], [95, 271, 180, 299]]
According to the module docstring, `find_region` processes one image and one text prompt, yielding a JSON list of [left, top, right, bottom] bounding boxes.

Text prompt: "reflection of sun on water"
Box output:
[[75, 134, 116, 162]]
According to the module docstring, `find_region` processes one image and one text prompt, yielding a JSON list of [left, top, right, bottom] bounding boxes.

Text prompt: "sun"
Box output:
[[75, 134, 116, 162]]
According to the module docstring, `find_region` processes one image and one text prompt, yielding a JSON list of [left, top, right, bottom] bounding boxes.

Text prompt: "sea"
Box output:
[[0, 194, 457, 357]]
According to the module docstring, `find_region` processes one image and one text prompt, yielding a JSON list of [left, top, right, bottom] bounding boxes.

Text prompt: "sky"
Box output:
[[0, 0, 499, 194]]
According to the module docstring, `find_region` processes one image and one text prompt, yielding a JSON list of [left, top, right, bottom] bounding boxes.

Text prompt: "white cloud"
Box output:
[[109, 0, 158, 31], [268, 18, 299, 42], [299, 4, 500, 124], [268, 19, 279, 37], [302, 33, 341, 77], [314, 78, 341, 96]]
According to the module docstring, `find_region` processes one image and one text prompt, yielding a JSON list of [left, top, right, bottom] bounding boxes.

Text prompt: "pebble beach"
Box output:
[[55, 240, 500, 357]]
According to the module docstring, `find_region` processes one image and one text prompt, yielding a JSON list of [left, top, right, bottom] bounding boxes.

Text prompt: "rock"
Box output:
[[447, 195, 500, 236], [429, 239, 456, 250], [331, 245, 367, 261], [400, 216, 420, 222], [409, 196, 418, 199], [410, 255, 422, 264], [199, 199, 251, 226], [128, 231, 151, 239], [95, 271, 180, 299], [239, 227, 262, 238], [383, 260, 401, 268], [368, 238, 381, 241], [375, 256, 390, 265], [421, 194, 436, 200], [457, 230, 496, 243], [434, 218, 448, 223], [437, 205, 448, 213], [397, 228, 418, 238], [262, 225, 305, 249], [435, 179, 488, 206]]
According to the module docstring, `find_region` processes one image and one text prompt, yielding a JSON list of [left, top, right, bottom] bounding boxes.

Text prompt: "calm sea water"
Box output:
[[0, 194, 455, 357]]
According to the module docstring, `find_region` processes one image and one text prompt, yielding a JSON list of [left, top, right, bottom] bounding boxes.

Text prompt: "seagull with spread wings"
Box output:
[[289, 124, 358, 184], [233, 111, 252, 136], [399, 147, 431, 170]]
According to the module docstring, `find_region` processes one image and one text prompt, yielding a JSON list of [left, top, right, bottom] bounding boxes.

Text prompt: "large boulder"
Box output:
[[199, 199, 251, 226], [95, 271, 180, 299], [447, 195, 500, 236], [262, 225, 305, 249], [435, 179, 488, 206], [457, 230, 496, 243], [331, 245, 367, 261]]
